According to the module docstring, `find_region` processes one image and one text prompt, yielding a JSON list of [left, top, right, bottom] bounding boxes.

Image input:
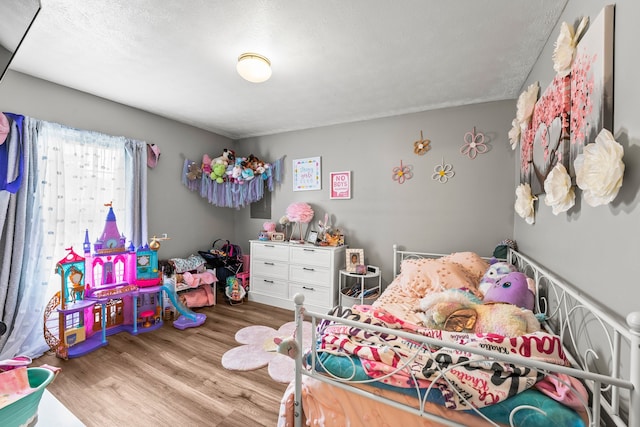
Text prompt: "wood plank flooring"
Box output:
[[32, 290, 294, 427]]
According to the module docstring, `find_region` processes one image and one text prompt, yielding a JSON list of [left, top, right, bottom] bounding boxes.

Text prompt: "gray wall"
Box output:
[[516, 1, 640, 317], [0, 70, 236, 259], [237, 101, 516, 287]]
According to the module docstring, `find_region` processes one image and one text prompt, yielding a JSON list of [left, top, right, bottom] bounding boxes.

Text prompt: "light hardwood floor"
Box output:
[[32, 290, 294, 426]]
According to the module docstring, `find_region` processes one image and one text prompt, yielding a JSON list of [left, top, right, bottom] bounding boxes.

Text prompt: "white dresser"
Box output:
[[249, 240, 345, 313]]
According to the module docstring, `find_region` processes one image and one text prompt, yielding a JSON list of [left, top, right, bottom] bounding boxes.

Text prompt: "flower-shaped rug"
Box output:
[[221, 321, 312, 383]]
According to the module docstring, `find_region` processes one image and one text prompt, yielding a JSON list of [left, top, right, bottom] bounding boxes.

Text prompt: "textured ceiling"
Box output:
[[4, 0, 568, 140]]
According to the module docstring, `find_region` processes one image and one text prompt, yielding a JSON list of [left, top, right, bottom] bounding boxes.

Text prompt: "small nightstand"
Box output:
[[339, 267, 381, 306]]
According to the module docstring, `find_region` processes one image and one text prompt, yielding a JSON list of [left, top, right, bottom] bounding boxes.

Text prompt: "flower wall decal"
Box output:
[[460, 127, 487, 159], [392, 160, 413, 184], [574, 128, 624, 207], [432, 159, 455, 184], [509, 83, 540, 150], [413, 130, 431, 155], [552, 17, 589, 77], [543, 163, 575, 215], [515, 183, 537, 225]]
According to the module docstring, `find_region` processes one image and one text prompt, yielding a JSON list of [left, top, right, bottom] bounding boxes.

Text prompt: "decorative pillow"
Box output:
[[398, 257, 479, 298], [170, 254, 206, 274]]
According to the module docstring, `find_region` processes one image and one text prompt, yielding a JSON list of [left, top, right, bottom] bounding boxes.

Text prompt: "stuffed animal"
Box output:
[[417, 287, 540, 337], [211, 148, 235, 166], [484, 271, 535, 312], [241, 165, 254, 181], [201, 154, 213, 174], [210, 163, 226, 183], [186, 161, 202, 181], [478, 259, 518, 295], [263, 221, 277, 238], [274, 336, 300, 359]]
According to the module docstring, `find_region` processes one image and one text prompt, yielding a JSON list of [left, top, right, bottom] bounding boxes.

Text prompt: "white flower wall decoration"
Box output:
[[543, 163, 575, 215], [552, 17, 589, 77], [515, 183, 537, 225], [509, 82, 539, 150], [574, 129, 624, 207]]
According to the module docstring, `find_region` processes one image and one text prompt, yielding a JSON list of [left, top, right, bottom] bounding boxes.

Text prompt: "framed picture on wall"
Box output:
[[330, 171, 351, 199], [345, 248, 364, 273], [293, 157, 322, 191]]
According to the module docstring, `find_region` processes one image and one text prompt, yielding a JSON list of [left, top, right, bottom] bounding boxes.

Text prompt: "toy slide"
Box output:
[[161, 283, 206, 330]]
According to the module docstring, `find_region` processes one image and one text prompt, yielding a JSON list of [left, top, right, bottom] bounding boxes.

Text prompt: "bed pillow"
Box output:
[[441, 252, 490, 284], [399, 257, 477, 298]]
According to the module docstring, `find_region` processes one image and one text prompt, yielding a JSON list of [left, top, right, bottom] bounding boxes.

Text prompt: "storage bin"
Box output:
[[0, 367, 56, 427], [340, 287, 379, 307]]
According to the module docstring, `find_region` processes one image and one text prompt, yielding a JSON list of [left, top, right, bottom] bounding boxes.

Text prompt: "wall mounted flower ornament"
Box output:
[[413, 130, 431, 155], [574, 128, 624, 207], [552, 17, 589, 77], [515, 183, 537, 225], [392, 160, 413, 184], [460, 127, 487, 159], [543, 163, 575, 215], [432, 158, 455, 183], [509, 82, 540, 150]]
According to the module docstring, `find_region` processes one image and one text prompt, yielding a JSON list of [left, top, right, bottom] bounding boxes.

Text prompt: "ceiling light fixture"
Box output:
[[236, 52, 272, 83]]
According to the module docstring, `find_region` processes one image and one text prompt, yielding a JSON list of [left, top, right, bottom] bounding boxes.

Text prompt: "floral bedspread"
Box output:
[[317, 305, 570, 410]]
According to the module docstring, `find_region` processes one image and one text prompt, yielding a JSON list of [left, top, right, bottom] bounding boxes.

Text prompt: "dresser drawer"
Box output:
[[289, 264, 330, 287], [252, 259, 289, 280], [289, 283, 333, 309], [251, 276, 288, 299], [290, 246, 331, 267], [252, 242, 289, 262]]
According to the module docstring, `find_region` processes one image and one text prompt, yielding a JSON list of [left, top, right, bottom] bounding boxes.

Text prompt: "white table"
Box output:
[[339, 268, 381, 306]]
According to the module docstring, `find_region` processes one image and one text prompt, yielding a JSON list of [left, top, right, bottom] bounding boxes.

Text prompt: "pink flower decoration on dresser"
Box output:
[[286, 202, 314, 224]]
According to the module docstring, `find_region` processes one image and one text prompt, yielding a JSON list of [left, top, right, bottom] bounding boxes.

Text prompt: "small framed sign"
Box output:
[[293, 157, 322, 191], [330, 171, 351, 199], [306, 230, 318, 244]]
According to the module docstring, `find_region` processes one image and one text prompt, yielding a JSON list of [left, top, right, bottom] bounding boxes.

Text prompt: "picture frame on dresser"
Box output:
[[306, 230, 318, 244], [345, 248, 364, 273], [271, 232, 285, 242]]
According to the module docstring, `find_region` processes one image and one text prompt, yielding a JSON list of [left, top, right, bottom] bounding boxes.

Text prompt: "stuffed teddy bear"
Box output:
[[417, 283, 540, 337], [478, 259, 518, 295], [186, 161, 202, 181], [210, 163, 226, 183]]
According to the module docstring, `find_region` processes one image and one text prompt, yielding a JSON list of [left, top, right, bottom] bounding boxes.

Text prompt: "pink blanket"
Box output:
[[318, 305, 570, 410]]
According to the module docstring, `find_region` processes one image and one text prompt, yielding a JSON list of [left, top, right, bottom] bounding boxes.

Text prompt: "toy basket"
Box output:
[[0, 367, 56, 427]]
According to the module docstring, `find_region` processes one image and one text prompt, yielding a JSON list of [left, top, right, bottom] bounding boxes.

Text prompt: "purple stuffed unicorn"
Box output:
[[483, 271, 535, 312]]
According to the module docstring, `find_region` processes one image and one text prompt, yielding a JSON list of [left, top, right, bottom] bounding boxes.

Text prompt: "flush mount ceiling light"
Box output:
[[236, 52, 272, 83]]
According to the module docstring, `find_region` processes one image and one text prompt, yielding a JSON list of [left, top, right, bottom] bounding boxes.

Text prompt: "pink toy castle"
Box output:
[[44, 203, 204, 360]]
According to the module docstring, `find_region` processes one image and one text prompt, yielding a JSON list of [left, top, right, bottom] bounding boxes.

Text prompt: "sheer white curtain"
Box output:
[[0, 120, 147, 359]]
